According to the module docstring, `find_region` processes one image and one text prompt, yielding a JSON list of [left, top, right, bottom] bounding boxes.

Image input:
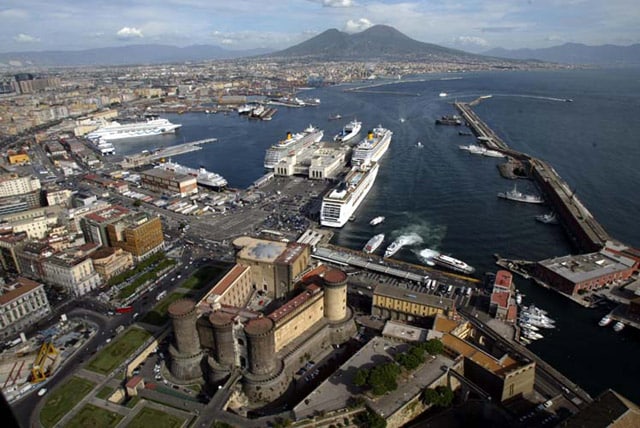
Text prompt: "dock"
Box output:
[[120, 138, 216, 169], [454, 100, 610, 253]]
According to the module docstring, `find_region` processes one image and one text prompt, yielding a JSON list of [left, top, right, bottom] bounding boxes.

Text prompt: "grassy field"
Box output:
[[126, 407, 185, 428], [64, 404, 123, 428], [40, 376, 96, 428], [180, 265, 227, 290], [96, 386, 114, 400], [141, 292, 186, 326], [85, 328, 152, 375]]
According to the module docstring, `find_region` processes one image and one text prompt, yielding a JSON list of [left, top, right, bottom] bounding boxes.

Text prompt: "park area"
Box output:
[[65, 404, 123, 428], [86, 327, 152, 375], [141, 292, 186, 326], [126, 407, 186, 428], [40, 376, 96, 427]]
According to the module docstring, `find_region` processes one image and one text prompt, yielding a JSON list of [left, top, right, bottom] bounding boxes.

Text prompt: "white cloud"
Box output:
[[322, 0, 354, 7], [13, 33, 39, 43], [344, 18, 372, 33], [116, 27, 144, 39], [221, 39, 234, 45], [0, 8, 28, 19], [544, 35, 564, 43], [454, 36, 489, 47]]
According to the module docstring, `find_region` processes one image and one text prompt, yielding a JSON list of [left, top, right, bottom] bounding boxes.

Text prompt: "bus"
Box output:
[[116, 306, 134, 314]]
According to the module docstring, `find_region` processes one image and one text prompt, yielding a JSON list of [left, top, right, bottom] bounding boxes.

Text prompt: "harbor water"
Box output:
[[113, 68, 640, 402]]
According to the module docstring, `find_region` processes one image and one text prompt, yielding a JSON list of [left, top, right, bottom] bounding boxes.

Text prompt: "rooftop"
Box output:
[[0, 277, 43, 306], [84, 205, 130, 223], [538, 249, 636, 283], [374, 283, 454, 310], [268, 284, 321, 323], [235, 237, 288, 263]]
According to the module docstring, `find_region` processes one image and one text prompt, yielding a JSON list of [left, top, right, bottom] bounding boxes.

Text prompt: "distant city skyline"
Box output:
[[1, 0, 639, 54]]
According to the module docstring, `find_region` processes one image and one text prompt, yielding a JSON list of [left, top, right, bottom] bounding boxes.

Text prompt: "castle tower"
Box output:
[[168, 298, 203, 381], [209, 311, 236, 368], [323, 268, 348, 322], [244, 317, 276, 376]]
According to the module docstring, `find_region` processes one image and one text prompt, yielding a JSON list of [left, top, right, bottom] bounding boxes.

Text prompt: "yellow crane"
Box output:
[[30, 342, 59, 383]]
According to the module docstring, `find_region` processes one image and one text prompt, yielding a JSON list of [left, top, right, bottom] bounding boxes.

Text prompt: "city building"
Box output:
[[0, 174, 41, 198], [372, 283, 454, 323], [139, 168, 197, 197], [89, 247, 134, 282], [536, 246, 637, 295], [489, 270, 517, 322], [560, 389, 640, 427], [167, 238, 356, 404], [81, 205, 130, 247], [0, 277, 51, 339], [106, 213, 164, 261], [42, 250, 102, 296]]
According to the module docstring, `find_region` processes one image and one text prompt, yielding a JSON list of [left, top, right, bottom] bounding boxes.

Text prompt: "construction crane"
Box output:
[[30, 342, 59, 383]]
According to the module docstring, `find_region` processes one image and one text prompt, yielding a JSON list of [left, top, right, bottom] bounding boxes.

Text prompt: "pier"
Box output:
[[120, 138, 216, 169], [454, 100, 610, 253]]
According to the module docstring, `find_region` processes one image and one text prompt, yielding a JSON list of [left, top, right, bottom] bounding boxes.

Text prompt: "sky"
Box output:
[[1, 0, 639, 53]]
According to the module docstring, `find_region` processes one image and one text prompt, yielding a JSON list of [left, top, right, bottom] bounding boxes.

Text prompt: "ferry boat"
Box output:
[[320, 162, 379, 228], [431, 254, 475, 274], [156, 160, 227, 189], [351, 125, 392, 166], [369, 216, 385, 226], [334, 120, 362, 143], [536, 212, 559, 224], [498, 184, 544, 204], [598, 314, 612, 327], [613, 321, 625, 332], [86, 118, 181, 142], [384, 236, 410, 258], [363, 234, 385, 254], [264, 125, 324, 169]]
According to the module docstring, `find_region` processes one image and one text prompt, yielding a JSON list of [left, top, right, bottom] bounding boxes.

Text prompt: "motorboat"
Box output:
[[613, 321, 625, 332], [598, 314, 612, 327], [369, 216, 385, 226]]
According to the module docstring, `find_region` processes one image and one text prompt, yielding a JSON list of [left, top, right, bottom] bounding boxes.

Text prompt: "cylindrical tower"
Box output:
[[168, 299, 201, 355], [209, 311, 236, 367], [323, 268, 348, 322], [244, 317, 276, 376]]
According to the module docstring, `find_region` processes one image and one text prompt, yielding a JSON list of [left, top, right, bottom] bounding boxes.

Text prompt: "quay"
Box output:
[[120, 138, 217, 169], [454, 100, 610, 253]]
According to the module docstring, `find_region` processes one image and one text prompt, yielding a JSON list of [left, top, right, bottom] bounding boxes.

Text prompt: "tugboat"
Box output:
[[498, 184, 544, 204]]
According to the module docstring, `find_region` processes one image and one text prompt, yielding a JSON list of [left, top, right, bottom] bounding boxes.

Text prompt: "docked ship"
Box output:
[[431, 254, 475, 274], [351, 125, 392, 166], [86, 118, 181, 142], [90, 139, 116, 155], [384, 236, 410, 258], [264, 125, 324, 169], [155, 160, 227, 190], [369, 216, 385, 226], [334, 120, 362, 143], [536, 212, 558, 224], [363, 234, 385, 254], [498, 184, 544, 204], [435, 115, 462, 126], [320, 162, 379, 228]]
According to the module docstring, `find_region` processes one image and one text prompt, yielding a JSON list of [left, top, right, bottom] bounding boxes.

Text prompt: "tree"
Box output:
[[423, 339, 444, 355], [354, 368, 369, 387], [422, 386, 454, 407]]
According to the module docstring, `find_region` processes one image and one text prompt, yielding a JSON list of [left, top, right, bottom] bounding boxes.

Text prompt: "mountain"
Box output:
[[484, 43, 640, 65], [0, 44, 273, 67], [266, 25, 491, 62]]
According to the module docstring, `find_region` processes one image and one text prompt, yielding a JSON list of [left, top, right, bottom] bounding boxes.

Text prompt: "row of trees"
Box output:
[[353, 339, 444, 396]]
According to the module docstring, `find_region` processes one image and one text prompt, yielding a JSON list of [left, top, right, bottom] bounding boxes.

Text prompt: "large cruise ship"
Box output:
[[321, 162, 379, 228], [155, 160, 227, 190], [264, 125, 324, 169], [351, 125, 392, 166], [86, 118, 182, 142]]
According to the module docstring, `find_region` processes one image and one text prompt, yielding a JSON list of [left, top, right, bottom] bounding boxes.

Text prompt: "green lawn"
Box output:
[[141, 292, 186, 326], [180, 265, 227, 290], [65, 404, 123, 428], [86, 328, 152, 375], [126, 407, 185, 428], [96, 386, 114, 400], [40, 376, 96, 428]]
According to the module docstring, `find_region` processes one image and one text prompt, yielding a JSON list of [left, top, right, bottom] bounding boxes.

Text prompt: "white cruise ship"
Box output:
[[321, 162, 379, 228], [351, 125, 392, 166], [264, 125, 324, 169], [86, 118, 181, 142], [155, 160, 227, 189], [334, 120, 362, 143]]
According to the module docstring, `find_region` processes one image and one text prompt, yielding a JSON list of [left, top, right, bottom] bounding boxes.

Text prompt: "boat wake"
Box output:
[[417, 248, 439, 265], [495, 93, 571, 103]]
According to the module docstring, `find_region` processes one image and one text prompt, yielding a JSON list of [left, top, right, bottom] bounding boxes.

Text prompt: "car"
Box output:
[[105, 338, 112, 343], [38, 388, 47, 397], [543, 400, 553, 408]]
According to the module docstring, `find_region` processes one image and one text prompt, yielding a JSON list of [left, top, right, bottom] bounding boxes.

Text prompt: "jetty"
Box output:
[[120, 138, 216, 169]]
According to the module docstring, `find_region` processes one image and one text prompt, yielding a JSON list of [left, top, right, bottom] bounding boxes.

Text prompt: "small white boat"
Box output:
[[520, 322, 540, 332], [363, 233, 385, 254], [439, 92, 448, 97], [523, 330, 544, 340], [613, 321, 625, 332], [416, 141, 424, 148], [369, 216, 385, 226], [520, 336, 531, 345], [598, 314, 612, 327], [515, 293, 524, 305]]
